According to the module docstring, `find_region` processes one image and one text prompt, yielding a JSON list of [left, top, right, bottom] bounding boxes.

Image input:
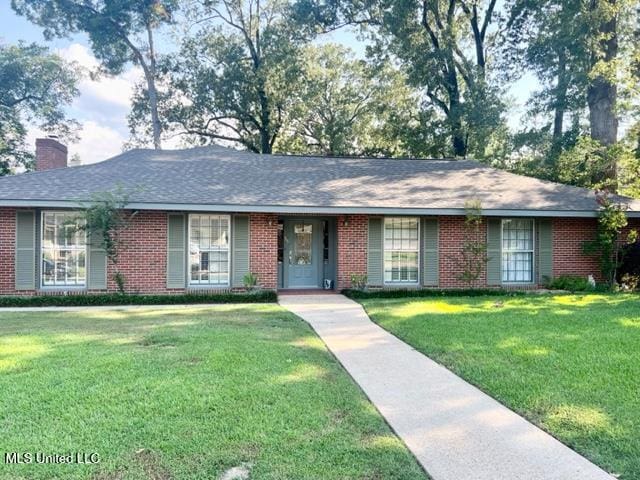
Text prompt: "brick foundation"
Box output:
[[337, 214, 367, 289]]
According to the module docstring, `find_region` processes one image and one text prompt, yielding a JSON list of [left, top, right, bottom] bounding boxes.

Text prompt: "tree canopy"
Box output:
[[0, 42, 80, 175]]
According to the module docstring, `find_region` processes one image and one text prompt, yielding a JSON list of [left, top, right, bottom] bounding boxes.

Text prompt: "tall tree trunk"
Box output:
[[549, 48, 568, 165], [446, 56, 467, 157], [146, 23, 162, 150], [587, 0, 618, 147]]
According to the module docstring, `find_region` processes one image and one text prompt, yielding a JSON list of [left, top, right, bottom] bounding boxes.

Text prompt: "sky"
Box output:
[[1, 0, 537, 165]]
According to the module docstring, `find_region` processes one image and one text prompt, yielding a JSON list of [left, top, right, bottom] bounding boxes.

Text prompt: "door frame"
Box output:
[[279, 217, 336, 290]]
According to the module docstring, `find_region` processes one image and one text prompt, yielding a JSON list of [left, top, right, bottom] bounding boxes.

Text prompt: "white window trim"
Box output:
[[188, 213, 231, 287], [501, 218, 535, 284], [383, 216, 420, 286], [40, 210, 87, 288]]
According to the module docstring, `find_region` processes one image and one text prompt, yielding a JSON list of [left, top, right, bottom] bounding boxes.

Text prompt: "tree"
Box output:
[[455, 199, 488, 287], [12, 0, 176, 149], [293, 0, 507, 159], [0, 42, 79, 175], [129, 0, 304, 154], [502, 0, 638, 189], [504, 0, 589, 169], [76, 187, 133, 294], [276, 44, 417, 156]]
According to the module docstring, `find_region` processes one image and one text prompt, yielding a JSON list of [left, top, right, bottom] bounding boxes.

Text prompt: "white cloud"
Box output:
[[72, 121, 126, 164], [57, 43, 142, 109]]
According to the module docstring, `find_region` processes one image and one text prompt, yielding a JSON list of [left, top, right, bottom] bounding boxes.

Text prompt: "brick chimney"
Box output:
[[35, 136, 68, 171]]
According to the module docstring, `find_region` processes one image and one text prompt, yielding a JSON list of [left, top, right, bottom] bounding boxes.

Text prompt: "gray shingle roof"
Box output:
[[1, 145, 638, 215]]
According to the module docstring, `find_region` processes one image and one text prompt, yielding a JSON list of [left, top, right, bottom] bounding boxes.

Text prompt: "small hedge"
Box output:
[[342, 288, 530, 299], [0, 290, 277, 308], [544, 275, 593, 292]]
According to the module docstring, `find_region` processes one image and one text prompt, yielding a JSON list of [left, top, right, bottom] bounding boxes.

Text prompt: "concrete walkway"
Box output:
[[279, 294, 614, 480]]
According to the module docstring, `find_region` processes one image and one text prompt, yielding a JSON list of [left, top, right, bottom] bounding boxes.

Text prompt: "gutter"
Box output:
[[1, 198, 638, 218]]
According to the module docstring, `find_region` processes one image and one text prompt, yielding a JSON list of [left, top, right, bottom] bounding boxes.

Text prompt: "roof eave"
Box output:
[[1, 198, 637, 217]]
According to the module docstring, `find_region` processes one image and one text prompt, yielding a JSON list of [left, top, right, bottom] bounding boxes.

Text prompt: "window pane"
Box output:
[[188, 214, 230, 285], [384, 218, 419, 284], [292, 223, 312, 265], [41, 212, 86, 287]]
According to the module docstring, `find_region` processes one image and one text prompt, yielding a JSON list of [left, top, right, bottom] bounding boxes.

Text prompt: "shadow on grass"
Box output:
[[361, 293, 640, 479], [0, 304, 427, 480]]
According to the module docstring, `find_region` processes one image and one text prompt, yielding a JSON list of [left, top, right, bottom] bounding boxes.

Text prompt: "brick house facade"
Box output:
[[1, 139, 639, 295], [2, 206, 637, 295]]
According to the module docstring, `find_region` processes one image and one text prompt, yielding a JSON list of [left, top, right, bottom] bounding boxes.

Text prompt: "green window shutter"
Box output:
[[15, 211, 36, 290], [537, 219, 553, 284], [486, 218, 502, 286], [367, 217, 383, 286], [88, 231, 107, 290], [232, 215, 250, 288], [167, 213, 186, 289], [422, 218, 439, 286]]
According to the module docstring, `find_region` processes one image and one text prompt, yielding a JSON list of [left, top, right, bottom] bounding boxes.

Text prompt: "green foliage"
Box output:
[[130, 0, 302, 153], [293, 0, 508, 159], [243, 272, 259, 290], [618, 273, 640, 292], [582, 191, 631, 285], [350, 273, 367, 290], [0, 41, 79, 175], [556, 136, 625, 191], [343, 288, 529, 300], [76, 187, 132, 294], [544, 275, 593, 292], [276, 43, 417, 157], [455, 200, 489, 287], [0, 290, 277, 307], [12, 0, 177, 149]]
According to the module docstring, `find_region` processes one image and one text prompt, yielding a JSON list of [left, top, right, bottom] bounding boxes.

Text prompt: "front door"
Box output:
[[284, 219, 321, 288]]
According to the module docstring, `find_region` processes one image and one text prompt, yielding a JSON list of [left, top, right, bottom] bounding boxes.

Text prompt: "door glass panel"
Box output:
[[292, 223, 312, 265]]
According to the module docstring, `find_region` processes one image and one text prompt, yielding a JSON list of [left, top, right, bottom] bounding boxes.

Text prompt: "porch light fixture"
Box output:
[[343, 217, 350, 227]]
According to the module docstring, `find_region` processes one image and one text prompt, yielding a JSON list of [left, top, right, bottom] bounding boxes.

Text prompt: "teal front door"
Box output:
[[284, 219, 322, 288]]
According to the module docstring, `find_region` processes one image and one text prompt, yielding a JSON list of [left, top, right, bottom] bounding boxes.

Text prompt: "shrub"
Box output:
[[0, 290, 277, 308], [544, 275, 592, 292], [342, 288, 529, 299], [243, 272, 259, 291], [350, 273, 367, 290]]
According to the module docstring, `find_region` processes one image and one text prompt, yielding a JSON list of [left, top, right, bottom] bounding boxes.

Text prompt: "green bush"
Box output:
[[0, 290, 277, 308], [544, 275, 592, 292], [342, 288, 529, 299]]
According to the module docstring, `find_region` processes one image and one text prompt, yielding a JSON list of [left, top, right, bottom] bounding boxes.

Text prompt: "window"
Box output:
[[189, 214, 230, 285], [291, 223, 312, 265], [384, 217, 419, 284], [41, 212, 86, 287], [502, 219, 534, 283]]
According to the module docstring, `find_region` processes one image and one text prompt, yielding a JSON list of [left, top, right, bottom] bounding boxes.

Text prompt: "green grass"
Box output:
[[360, 294, 640, 479], [0, 305, 426, 480]]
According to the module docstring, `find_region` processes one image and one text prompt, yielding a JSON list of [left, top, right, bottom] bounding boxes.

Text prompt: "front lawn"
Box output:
[[0, 305, 425, 479], [360, 294, 640, 479]]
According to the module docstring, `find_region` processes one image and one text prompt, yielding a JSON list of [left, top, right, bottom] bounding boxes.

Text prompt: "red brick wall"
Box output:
[[0, 208, 17, 294], [438, 215, 488, 288], [337, 214, 367, 289], [104, 210, 172, 294], [552, 217, 601, 280], [249, 213, 278, 289]]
